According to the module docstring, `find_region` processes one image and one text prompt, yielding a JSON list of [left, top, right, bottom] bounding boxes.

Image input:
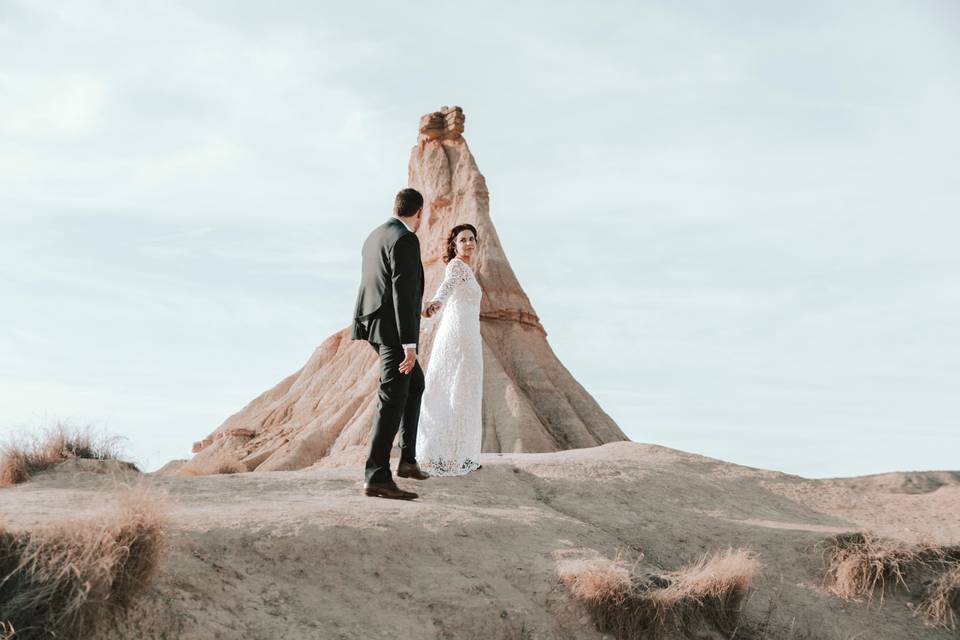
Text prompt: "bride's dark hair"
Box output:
[[443, 223, 479, 263]]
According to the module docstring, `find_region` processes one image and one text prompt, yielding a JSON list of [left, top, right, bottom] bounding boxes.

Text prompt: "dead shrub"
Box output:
[[557, 547, 761, 639], [821, 532, 920, 602], [212, 460, 246, 475], [178, 455, 247, 476], [918, 564, 960, 629], [0, 484, 167, 639], [556, 551, 634, 632], [822, 532, 960, 630], [0, 450, 29, 487], [0, 423, 130, 487], [648, 547, 762, 633]]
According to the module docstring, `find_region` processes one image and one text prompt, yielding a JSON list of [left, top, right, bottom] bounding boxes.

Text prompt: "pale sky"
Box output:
[[2, 1, 958, 477]]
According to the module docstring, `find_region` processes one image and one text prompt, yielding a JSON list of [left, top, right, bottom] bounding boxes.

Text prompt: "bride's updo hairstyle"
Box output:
[[443, 223, 479, 264]]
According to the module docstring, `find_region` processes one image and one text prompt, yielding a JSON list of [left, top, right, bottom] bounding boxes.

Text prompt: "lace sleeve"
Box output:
[[431, 259, 470, 305]]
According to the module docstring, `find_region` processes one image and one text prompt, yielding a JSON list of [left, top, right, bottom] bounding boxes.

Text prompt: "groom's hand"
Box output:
[[398, 346, 417, 375]]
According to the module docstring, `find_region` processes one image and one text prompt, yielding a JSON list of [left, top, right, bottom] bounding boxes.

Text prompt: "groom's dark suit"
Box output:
[[352, 217, 425, 484]]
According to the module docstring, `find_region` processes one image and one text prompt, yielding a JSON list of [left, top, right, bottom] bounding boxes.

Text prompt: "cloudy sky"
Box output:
[[2, 0, 958, 476]]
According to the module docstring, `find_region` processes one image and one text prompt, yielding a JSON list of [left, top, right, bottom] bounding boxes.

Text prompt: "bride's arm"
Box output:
[[424, 260, 469, 316]]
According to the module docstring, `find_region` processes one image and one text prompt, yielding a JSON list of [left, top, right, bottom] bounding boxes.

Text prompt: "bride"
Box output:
[[417, 223, 483, 476]]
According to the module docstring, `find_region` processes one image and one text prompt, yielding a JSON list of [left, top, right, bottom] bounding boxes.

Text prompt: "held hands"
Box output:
[[401, 302, 441, 375], [403, 301, 440, 374], [421, 301, 442, 318], [399, 346, 417, 375]]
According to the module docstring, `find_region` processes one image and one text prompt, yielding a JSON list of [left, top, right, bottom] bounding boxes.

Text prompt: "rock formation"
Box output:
[[181, 106, 627, 474]]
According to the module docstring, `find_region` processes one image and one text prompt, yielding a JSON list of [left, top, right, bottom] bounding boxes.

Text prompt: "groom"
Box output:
[[352, 188, 431, 500]]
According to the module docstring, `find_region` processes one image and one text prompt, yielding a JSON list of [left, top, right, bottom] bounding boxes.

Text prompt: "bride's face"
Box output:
[[455, 230, 477, 259]]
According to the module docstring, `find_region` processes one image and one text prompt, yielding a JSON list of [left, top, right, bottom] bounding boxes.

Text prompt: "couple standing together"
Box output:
[[351, 188, 484, 500]]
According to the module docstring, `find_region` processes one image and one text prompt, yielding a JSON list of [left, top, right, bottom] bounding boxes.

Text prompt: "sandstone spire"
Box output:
[[181, 106, 627, 473]]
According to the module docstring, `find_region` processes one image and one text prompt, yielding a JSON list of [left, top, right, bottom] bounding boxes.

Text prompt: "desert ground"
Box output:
[[2, 442, 958, 639]]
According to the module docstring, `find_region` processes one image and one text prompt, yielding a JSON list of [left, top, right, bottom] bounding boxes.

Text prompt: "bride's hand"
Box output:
[[422, 302, 441, 318]]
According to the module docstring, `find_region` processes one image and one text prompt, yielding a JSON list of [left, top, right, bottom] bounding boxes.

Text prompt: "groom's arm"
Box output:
[[390, 234, 421, 348]]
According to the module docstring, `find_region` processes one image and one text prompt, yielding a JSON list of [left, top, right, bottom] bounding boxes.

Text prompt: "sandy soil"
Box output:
[[1, 442, 957, 639]]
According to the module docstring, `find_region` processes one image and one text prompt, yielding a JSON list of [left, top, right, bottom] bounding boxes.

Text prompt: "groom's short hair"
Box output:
[[394, 188, 424, 218]]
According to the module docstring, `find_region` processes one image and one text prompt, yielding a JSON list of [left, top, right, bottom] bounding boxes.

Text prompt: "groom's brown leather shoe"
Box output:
[[397, 461, 430, 480], [363, 481, 418, 500]]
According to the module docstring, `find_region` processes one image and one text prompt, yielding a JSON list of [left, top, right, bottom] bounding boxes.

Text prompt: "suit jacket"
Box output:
[[351, 218, 425, 346]]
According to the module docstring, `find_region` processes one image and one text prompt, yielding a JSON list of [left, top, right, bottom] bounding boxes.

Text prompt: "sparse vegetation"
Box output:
[[917, 564, 960, 629], [0, 484, 167, 639], [651, 547, 762, 634], [0, 422, 131, 487], [556, 547, 761, 639], [555, 550, 634, 632], [213, 460, 246, 474], [820, 532, 916, 602], [178, 454, 247, 476], [821, 532, 960, 629]]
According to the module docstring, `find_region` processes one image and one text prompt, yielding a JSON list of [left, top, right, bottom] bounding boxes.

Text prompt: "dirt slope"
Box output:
[[1, 442, 956, 639]]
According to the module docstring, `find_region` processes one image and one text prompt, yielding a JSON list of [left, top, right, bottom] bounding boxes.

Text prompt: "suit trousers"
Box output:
[[365, 342, 425, 484]]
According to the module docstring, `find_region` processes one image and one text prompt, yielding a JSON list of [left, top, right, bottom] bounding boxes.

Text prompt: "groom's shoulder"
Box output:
[[366, 219, 395, 242], [376, 218, 416, 244], [364, 219, 414, 254]]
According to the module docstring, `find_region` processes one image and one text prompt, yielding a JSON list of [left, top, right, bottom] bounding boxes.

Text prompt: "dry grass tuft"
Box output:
[[918, 564, 960, 629], [822, 532, 960, 629], [824, 532, 944, 604], [821, 532, 919, 602], [649, 547, 762, 633], [556, 551, 634, 632], [0, 621, 13, 640], [0, 450, 30, 487], [0, 422, 130, 487], [212, 460, 246, 475], [0, 484, 167, 639], [178, 454, 247, 476], [557, 547, 761, 639]]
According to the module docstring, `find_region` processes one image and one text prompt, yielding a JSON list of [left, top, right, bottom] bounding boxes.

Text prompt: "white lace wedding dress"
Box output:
[[417, 257, 483, 476]]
